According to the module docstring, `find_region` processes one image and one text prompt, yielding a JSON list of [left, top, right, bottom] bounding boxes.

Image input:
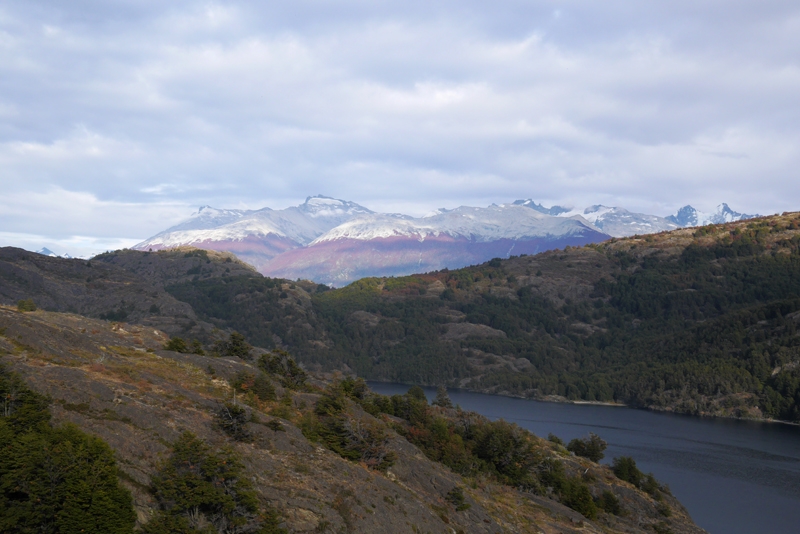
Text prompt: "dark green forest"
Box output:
[[0, 365, 136, 534], [165, 276, 329, 350], [164, 216, 800, 423]]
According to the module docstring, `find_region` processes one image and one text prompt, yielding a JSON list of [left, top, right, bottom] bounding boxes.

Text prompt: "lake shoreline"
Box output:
[[365, 379, 799, 427]]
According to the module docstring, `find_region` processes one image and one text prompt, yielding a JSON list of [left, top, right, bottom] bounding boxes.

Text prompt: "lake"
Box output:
[[368, 382, 800, 534]]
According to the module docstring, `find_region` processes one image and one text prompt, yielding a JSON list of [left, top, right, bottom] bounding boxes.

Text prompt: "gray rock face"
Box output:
[[667, 205, 701, 227], [666, 203, 759, 227]]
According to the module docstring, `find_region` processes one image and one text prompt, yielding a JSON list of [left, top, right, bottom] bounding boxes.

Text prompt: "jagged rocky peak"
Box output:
[[512, 199, 571, 216], [512, 201, 678, 237], [36, 247, 58, 257], [667, 203, 759, 227], [667, 205, 699, 227]]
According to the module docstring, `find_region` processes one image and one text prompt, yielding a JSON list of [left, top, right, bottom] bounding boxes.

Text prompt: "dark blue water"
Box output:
[[368, 382, 800, 534]]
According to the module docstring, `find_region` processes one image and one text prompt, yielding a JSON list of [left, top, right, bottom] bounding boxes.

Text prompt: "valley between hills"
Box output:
[[2, 210, 799, 532]]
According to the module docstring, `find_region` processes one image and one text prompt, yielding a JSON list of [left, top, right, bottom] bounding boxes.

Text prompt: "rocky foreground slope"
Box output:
[[1, 304, 703, 533]]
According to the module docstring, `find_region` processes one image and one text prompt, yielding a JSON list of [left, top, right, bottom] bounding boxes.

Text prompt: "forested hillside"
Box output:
[[136, 213, 800, 423]]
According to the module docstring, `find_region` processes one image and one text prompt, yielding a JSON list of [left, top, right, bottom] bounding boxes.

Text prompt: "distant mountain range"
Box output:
[[35, 247, 74, 259], [133, 196, 759, 285], [135, 196, 374, 275]]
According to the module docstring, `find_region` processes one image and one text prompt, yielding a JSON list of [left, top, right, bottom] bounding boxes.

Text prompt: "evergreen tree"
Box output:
[[612, 456, 643, 486], [432, 386, 453, 408], [145, 432, 285, 534], [16, 299, 36, 312], [0, 365, 135, 534], [567, 433, 607, 462], [215, 332, 252, 360], [407, 386, 427, 403], [164, 337, 189, 353], [226, 332, 252, 360]]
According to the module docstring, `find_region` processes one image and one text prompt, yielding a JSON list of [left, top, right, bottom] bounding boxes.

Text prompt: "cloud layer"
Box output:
[[1, 1, 799, 255]]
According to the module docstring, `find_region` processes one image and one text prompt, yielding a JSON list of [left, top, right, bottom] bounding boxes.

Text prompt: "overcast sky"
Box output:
[[1, 1, 799, 255]]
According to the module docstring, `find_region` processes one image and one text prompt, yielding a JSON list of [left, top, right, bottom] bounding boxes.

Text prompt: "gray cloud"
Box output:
[[1, 0, 799, 255]]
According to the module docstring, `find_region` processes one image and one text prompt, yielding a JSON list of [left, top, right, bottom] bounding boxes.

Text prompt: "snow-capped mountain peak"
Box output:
[[580, 205, 615, 223], [298, 195, 372, 219], [34, 248, 75, 259], [511, 199, 571, 216], [36, 247, 58, 257], [666, 204, 759, 227], [422, 208, 451, 218], [133, 196, 375, 266], [666, 205, 699, 227], [711, 203, 758, 224], [181, 206, 250, 230], [133, 196, 764, 285]]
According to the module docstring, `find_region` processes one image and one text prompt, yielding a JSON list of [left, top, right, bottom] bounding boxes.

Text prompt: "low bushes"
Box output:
[[299, 383, 395, 471], [612, 456, 669, 497]]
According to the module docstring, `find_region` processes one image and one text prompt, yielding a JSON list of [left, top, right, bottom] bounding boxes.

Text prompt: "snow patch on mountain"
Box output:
[[568, 205, 615, 224], [422, 208, 451, 218], [140, 219, 296, 248], [312, 204, 599, 244]]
